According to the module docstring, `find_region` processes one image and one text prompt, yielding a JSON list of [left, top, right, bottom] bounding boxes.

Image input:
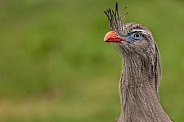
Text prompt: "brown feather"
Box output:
[[104, 3, 173, 122]]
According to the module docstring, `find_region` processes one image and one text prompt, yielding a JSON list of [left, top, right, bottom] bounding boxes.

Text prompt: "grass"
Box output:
[[0, 0, 184, 121]]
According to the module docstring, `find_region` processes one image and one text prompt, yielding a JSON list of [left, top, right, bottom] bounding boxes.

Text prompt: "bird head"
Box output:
[[104, 23, 156, 56], [104, 3, 157, 56]]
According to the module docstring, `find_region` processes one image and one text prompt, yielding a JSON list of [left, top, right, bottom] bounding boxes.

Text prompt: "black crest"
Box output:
[[104, 2, 128, 36]]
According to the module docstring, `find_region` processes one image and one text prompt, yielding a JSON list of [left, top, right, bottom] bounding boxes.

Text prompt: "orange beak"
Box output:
[[104, 31, 124, 42]]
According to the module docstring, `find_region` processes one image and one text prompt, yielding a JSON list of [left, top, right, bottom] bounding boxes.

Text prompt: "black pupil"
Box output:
[[134, 33, 140, 38]]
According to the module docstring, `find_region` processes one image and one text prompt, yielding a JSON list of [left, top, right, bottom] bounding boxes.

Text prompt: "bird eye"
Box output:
[[130, 32, 143, 42]]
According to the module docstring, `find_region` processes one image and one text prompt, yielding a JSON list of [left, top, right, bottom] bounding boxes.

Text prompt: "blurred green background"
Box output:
[[0, 0, 184, 121]]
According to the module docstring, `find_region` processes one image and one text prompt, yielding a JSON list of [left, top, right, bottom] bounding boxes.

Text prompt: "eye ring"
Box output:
[[130, 31, 143, 42], [134, 33, 140, 38]]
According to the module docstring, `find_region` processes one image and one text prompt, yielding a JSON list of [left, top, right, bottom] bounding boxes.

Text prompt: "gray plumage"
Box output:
[[104, 3, 172, 122]]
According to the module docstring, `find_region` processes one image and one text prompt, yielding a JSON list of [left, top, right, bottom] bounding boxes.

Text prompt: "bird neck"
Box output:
[[118, 54, 171, 122]]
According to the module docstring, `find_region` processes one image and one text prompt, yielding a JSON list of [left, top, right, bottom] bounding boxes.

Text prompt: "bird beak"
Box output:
[[104, 31, 124, 43]]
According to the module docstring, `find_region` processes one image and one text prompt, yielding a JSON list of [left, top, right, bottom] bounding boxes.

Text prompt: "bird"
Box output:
[[104, 3, 173, 122]]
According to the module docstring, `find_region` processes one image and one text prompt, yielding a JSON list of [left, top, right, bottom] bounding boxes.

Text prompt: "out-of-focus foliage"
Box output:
[[0, 0, 183, 121]]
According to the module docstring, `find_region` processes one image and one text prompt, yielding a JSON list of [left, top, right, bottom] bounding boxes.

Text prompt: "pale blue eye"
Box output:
[[129, 32, 143, 42]]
